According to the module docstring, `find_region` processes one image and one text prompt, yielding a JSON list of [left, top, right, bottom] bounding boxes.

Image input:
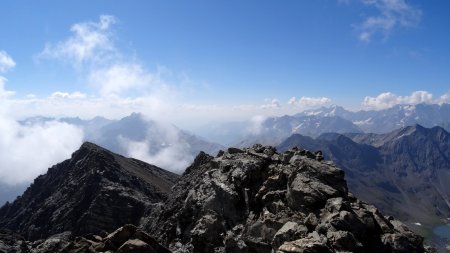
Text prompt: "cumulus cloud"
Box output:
[[261, 98, 281, 109], [50, 91, 87, 99], [89, 63, 167, 97], [356, 0, 422, 42], [363, 90, 438, 109], [0, 51, 16, 73], [38, 15, 116, 65], [288, 96, 332, 108], [39, 15, 168, 98]]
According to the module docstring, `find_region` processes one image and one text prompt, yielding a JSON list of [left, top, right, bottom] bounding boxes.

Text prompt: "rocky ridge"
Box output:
[[143, 144, 432, 252], [0, 142, 179, 241]]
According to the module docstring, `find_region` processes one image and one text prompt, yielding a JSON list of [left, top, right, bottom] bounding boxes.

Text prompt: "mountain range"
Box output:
[[278, 124, 450, 233], [0, 142, 432, 252], [199, 103, 450, 147]]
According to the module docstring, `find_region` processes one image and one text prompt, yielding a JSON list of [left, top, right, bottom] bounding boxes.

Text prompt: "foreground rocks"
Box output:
[[0, 224, 169, 252], [142, 144, 432, 252]]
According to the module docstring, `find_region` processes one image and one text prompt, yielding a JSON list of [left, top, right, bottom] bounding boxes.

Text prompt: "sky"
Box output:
[[1, 0, 450, 184], [1, 0, 450, 126]]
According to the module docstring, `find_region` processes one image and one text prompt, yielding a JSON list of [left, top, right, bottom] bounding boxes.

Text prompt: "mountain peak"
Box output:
[[79, 141, 106, 151], [0, 143, 179, 240]]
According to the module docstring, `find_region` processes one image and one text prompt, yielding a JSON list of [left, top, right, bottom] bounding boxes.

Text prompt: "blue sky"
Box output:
[[1, 0, 450, 123]]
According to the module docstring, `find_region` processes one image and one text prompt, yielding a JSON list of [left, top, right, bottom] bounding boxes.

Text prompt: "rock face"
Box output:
[[278, 125, 450, 227], [0, 224, 170, 253], [142, 144, 430, 252], [0, 142, 179, 241]]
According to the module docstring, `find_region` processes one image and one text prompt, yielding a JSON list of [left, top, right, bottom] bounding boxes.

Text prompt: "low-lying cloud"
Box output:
[[118, 121, 193, 174], [0, 50, 85, 185], [0, 119, 84, 184]]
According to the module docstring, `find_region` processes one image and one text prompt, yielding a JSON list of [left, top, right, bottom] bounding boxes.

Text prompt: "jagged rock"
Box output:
[[0, 142, 179, 240], [0, 229, 29, 253], [142, 144, 431, 252], [117, 239, 155, 253], [0, 224, 170, 253], [277, 231, 331, 253]]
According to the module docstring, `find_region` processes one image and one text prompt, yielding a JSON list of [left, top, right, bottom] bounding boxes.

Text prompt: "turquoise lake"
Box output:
[[433, 225, 450, 239]]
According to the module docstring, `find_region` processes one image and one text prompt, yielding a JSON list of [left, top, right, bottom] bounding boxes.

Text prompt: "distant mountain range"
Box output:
[[199, 103, 450, 147], [278, 124, 450, 231], [23, 113, 223, 160]]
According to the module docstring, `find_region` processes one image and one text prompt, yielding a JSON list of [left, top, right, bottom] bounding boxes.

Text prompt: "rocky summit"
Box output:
[[143, 144, 432, 252], [0, 142, 179, 241]]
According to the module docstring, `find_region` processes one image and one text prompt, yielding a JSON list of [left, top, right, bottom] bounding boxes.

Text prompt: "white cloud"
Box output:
[[248, 115, 267, 135], [439, 92, 450, 104], [356, 0, 422, 42], [288, 96, 332, 108], [39, 15, 170, 99], [363, 90, 436, 109], [118, 121, 193, 173], [89, 63, 167, 97], [261, 98, 281, 109], [50, 91, 87, 99], [0, 119, 84, 184], [0, 51, 16, 73], [38, 15, 116, 66], [0, 78, 84, 184], [0, 50, 16, 98]]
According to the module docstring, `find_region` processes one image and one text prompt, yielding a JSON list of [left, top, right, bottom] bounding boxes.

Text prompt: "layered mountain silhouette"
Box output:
[[278, 124, 450, 230], [0, 142, 432, 252]]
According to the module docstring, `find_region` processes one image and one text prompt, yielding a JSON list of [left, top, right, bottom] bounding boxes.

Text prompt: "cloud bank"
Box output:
[[0, 51, 84, 185], [363, 90, 450, 110]]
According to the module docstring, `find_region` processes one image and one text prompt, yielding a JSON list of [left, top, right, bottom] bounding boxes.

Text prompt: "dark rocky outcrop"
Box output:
[[142, 144, 431, 252], [0, 224, 169, 253], [0, 142, 179, 241]]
